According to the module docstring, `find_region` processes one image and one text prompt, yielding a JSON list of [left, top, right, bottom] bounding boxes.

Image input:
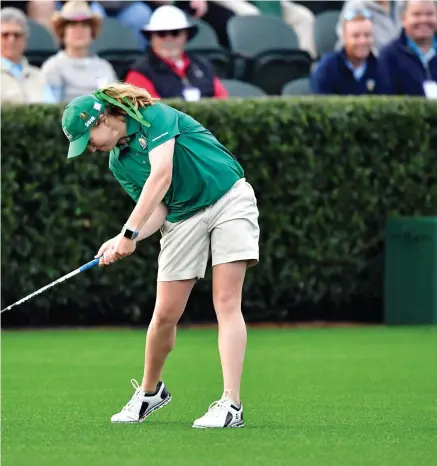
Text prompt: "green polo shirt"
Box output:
[[108, 103, 244, 223]]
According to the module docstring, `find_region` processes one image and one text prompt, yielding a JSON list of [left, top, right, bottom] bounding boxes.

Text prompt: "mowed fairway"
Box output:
[[2, 326, 436, 466]]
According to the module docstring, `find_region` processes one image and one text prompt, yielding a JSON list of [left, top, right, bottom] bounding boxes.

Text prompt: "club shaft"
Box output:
[[1, 259, 100, 314], [1, 269, 81, 314]]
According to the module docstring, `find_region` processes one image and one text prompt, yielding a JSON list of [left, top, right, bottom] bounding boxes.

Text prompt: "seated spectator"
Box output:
[[125, 5, 228, 100], [42, 1, 117, 103], [379, 0, 437, 98], [336, 1, 402, 53], [1, 7, 57, 103], [1, 1, 56, 31], [311, 9, 392, 95], [213, 0, 317, 58]]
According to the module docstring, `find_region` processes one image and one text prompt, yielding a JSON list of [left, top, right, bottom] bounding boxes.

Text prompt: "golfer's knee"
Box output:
[[151, 310, 178, 329], [213, 290, 241, 318]]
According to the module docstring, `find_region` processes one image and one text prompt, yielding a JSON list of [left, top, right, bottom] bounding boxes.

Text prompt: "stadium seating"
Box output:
[[17, 2, 346, 96], [186, 18, 232, 79], [282, 77, 311, 95], [314, 10, 340, 59], [221, 79, 266, 97], [25, 19, 57, 68], [226, 15, 312, 94], [90, 17, 143, 79]]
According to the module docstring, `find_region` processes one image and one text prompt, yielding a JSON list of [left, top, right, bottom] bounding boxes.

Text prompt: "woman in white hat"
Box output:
[[41, 1, 117, 102], [125, 5, 228, 101]]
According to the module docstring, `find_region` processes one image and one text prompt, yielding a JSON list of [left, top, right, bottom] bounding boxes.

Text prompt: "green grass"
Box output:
[[2, 326, 437, 466]]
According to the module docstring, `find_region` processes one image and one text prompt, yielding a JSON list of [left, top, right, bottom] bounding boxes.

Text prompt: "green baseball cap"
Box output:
[[62, 94, 106, 158]]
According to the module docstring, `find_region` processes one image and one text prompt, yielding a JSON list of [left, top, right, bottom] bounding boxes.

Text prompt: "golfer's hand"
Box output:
[[101, 236, 137, 266], [95, 234, 121, 266]]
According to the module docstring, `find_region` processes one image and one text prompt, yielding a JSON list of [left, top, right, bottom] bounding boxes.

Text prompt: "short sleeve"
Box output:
[[146, 104, 181, 152], [109, 153, 141, 203]]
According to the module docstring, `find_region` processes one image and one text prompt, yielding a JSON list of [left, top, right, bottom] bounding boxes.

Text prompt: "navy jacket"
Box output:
[[311, 49, 393, 95], [127, 48, 216, 99], [378, 30, 437, 96]]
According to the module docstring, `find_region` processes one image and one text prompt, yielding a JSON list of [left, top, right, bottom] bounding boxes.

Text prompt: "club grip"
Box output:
[[79, 258, 101, 272]]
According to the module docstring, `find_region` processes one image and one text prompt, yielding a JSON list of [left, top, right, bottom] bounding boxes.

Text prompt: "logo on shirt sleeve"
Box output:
[[152, 132, 169, 143]]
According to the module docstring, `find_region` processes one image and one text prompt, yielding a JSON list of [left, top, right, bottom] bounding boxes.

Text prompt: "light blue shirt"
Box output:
[[407, 36, 437, 67], [1, 57, 58, 103], [346, 61, 367, 80]]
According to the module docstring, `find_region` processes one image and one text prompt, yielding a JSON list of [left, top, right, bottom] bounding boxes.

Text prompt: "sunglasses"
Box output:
[[155, 29, 185, 38], [1, 31, 25, 39], [343, 8, 373, 21]]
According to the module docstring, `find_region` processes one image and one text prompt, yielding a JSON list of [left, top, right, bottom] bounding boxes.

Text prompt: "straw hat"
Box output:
[[142, 5, 198, 40], [52, 1, 103, 40]]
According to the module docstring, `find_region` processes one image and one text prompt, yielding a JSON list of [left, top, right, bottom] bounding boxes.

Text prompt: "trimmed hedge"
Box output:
[[2, 97, 437, 326]]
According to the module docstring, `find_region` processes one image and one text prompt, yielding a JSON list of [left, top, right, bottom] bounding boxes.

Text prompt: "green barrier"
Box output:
[[1, 97, 437, 326], [384, 217, 437, 324]]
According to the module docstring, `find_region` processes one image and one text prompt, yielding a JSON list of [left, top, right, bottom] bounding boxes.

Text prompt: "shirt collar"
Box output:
[[152, 49, 191, 78], [114, 115, 141, 156], [341, 49, 369, 80], [125, 115, 141, 137], [406, 35, 437, 64], [1, 56, 24, 76]]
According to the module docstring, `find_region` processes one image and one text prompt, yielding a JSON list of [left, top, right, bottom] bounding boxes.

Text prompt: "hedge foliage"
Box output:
[[2, 97, 437, 326]]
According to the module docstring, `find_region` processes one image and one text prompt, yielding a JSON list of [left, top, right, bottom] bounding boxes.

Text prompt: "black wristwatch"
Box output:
[[121, 225, 139, 240]]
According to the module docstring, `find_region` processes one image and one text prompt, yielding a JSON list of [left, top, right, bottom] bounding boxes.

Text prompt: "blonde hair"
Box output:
[[98, 82, 158, 111]]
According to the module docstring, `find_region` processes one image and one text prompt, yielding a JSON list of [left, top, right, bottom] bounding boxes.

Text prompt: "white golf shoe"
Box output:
[[111, 379, 171, 423], [192, 396, 244, 429]]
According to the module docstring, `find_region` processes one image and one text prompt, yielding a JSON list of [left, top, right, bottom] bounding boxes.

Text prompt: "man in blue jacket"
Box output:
[[311, 8, 392, 95], [378, 0, 437, 98]]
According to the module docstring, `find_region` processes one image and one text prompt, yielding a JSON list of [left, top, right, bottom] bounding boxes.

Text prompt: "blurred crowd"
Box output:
[[1, 0, 436, 104]]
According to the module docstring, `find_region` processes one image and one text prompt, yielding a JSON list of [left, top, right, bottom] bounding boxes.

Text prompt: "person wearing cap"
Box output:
[[1, 7, 57, 103], [61, 81, 259, 428], [41, 1, 117, 103], [311, 8, 393, 95], [125, 5, 228, 101]]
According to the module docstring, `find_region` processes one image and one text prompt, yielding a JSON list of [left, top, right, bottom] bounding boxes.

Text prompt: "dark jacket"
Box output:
[[311, 49, 392, 95], [378, 29, 437, 96], [128, 48, 216, 99]]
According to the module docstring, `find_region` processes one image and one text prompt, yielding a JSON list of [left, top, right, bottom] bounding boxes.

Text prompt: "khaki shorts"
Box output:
[[158, 178, 260, 281]]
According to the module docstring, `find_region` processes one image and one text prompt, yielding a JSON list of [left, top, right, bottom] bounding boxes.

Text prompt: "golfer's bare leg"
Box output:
[[141, 279, 195, 393], [212, 260, 248, 406]]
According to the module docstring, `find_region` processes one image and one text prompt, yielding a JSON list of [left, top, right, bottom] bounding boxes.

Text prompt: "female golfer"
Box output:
[[61, 82, 259, 428]]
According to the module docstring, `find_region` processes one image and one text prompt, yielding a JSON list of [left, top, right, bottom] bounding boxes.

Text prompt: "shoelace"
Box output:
[[121, 379, 142, 413], [206, 398, 232, 418]]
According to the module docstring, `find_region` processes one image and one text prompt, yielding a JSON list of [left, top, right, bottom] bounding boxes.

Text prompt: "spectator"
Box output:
[[125, 5, 228, 101], [1, 1, 56, 32], [149, 1, 234, 48], [213, 0, 317, 58], [336, 0, 403, 53], [1, 7, 57, 103], [42, 1, 117, 103], [379, 0, 437, 98], [311, 9, 392, 95]]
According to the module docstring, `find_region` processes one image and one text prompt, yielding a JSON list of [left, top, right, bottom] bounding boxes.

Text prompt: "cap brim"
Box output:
[[67, 131, 90, 158]]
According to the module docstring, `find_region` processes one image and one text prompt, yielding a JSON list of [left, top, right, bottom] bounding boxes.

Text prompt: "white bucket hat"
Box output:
[[142, 5, 198, 40]]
